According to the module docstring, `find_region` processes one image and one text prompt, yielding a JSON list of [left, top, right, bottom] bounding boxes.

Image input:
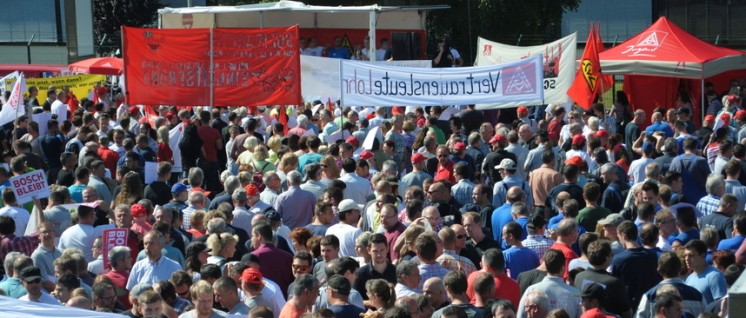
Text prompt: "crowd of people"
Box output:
[[0, 83, 744, 318]]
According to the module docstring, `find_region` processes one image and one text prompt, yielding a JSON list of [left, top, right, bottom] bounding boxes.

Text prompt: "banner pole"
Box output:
[[15, 73, 23, 122], [209, 28, 214, 107]]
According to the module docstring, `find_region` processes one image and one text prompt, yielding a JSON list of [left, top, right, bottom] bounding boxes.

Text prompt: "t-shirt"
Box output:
[[432, 303, 483, 318], [144, 181, 172, 206], [503, 246, 540, 279], [197, 126, 221, 162], [329, 304, 365, 318], [611, 247, 661, 307], [576, 206, 612, 231], [279, 301, 307, 318]]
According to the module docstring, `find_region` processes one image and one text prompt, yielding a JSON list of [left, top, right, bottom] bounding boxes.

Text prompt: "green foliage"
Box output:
[[93, 0, 163, 55]]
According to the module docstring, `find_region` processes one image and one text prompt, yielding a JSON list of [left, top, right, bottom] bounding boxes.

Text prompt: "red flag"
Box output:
[[567, 23, 610, 110], [326, 98, 334, 114], [594, 23, 613, 97], [279, 106, 289, 135]]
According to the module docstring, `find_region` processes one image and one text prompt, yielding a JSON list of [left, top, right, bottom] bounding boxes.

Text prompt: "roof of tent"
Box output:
[[599, 17, 746, 79], [158, 0, 449, 29]]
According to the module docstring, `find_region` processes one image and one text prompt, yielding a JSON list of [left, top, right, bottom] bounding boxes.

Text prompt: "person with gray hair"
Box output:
[[206, 217, 228, 236], [0, 252, 27, 297], [301, 163, 327, 198], [274, 170, 316, 229], [208, 175, 241, 210], [260, 171, 281, 206], [654, 138, 679, 174], [288, 114, 310, 136], [522, 291, 551, 318], [599, 163, 629, 214], [101, 245, 132, 305], [696, 175, 727, 218], [126, 230, 182, 290], [280, 274, 320, 316], [231, 189, 255, 234], [394, 260, 420, 297], [700, 193, 739, 241]]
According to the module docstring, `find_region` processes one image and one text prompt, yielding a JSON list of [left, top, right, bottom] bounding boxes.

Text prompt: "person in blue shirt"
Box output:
[[327, 36, 351, 59], [644, 112, 673, 138], [671, 206, 699, 248], [501, 222, 539, 280], [491, 186, 524, 249], [717, 213, 746, 252], [684, 240, 727, 304]]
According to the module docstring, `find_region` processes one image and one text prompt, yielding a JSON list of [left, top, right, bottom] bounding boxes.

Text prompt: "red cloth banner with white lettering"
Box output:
[[102, 228, 129, 270], [122, 26, 301, 106], [9, 170, 50, 204]]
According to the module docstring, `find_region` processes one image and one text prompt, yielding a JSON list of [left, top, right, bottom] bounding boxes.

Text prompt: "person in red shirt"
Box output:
[[548, 106, 566, 146], [102, 246, 133, 308], [466, 248, 521, 307], [97, 136, 120, 176], [549, 218, 580, 279], [196, 111, 223, 194], [156, 126, 173, 164], [434, 146, 456, 184]]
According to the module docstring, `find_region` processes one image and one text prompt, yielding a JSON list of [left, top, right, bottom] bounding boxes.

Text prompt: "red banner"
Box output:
[[123, 26, 301, 106], [102, 228, 128, 270]]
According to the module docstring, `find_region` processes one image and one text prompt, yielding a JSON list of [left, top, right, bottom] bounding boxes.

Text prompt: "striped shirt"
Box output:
[[451, 179, 475, 207], [418, 262, 450, 290], [522, 235, 555, 260], [696, 194, 721, 219]]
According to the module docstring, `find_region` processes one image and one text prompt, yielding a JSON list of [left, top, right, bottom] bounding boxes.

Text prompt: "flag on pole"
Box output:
[[567, 23, 612, 110], [0, 73, 26, 126]]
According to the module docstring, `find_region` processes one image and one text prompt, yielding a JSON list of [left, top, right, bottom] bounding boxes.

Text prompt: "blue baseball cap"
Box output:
[[171, 182, 189, 194]]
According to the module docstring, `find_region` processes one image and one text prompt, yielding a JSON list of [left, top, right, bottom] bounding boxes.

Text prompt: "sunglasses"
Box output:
[[292, 264, 309, 271]]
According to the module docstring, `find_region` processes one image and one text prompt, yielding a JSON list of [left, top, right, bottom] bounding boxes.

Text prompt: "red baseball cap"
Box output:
[[489, 134, 506, 145], [360, 150, 374, 160], [131, 204, 147, 218], [454, 142, 466, 151], [594, 130, 609, 138], [705, 114, 716, 122], [721, 113, 731, 122], [517, 106, 529, 115], [241, 268, 263, 285], [736, 110, 746, 120], [128, 106, 139, 116], [345, 136, 359, 148], [565, 156, 584, 166], [571, 134, 586, 146], [728, 94, 740, 102], [245, 184, 259, 197], [411, 153, 427, 164]]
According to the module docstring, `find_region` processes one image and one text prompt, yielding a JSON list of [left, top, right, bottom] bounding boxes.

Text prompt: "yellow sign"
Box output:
[[5, 74, 106, 103]]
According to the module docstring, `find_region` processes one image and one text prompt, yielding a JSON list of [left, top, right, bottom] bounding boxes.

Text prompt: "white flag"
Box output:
[[0, 73, 26, 126]]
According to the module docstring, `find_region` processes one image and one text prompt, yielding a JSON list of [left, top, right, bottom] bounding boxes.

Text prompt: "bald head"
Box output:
[[652, 112, 663, 122], [506, 186, 525, 203], [251, 214, 266, 226], [423, 277, 444, 292], [67, 296, 92, 309]]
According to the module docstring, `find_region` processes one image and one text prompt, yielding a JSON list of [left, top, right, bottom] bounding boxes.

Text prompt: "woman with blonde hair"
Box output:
[[276, 152, 299, 185], [266, 134, 283, 164], [252, 145, 276, 174], [112, 171, 143, 208], [156, 126, 173, 164], [320, 154, 340, 183], [397, 224, 425, 264], [237, 136, 259, 170], [206, 232, 238, 270]]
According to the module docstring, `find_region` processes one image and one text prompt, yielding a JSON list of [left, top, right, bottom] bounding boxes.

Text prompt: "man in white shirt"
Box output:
[[326, 199, 363, 258], [339, 158, 373, 205], [50, 91, 68, 123], [19, 266, 60, 305], [231, 189, 254, 234], [57, 204, 102, 262], [0, 188, 30, 237]]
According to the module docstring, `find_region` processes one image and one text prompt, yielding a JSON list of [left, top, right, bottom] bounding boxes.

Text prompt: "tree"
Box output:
[[93, 0, 163, 55]]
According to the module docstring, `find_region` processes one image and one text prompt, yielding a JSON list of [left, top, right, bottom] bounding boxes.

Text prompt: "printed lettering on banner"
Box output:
[[621, 31, 669, 57], [9, 170, 50, 204], [102, 228, 128, 269]]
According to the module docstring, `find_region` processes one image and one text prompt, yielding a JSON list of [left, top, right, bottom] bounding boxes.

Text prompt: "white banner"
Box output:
[[340, 55, 544, 107], [301, 55, 431, 102], [0, 73, 26, 126], [475, 33, 577, 109]]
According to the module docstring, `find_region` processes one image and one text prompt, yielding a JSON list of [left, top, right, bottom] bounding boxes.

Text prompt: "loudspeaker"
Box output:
[[391, 32, 421, 60]]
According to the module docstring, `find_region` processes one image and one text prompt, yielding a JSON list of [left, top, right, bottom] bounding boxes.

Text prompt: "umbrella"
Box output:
[[68, 57, 123, 76]]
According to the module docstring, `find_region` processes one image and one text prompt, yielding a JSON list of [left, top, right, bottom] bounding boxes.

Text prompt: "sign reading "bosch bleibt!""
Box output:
[[9, 170, 50, 204]]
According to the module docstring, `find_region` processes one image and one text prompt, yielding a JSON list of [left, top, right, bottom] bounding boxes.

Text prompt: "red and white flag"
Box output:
[[0, 73, 26, 126], [567, 23, 613, 110]]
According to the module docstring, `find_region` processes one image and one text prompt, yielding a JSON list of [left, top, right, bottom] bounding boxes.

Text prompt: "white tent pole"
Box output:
[[369, 9, 376, 61], [701, 78, 705, 124]]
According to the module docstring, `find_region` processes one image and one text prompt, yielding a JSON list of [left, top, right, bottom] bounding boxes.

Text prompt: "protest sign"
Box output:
[[9, 170, 50, 204], [475, 33, 577, 108], [340, 55, 544, 107], [301, 55, 431, 102], [4, 74, 106, 106], [102, 228, 128, 270], [144, 162, 158, 184], [0, 73, 25, 126], [33, 113, 52, 136], [123, 26, 301, 106]]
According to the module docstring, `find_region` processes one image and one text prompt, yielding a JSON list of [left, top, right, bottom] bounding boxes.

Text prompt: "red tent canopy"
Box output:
[[600, 17, 746, 79], [68, 57, 123, 76]]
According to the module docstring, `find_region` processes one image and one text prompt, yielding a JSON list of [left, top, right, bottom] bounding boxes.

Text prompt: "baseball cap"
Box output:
[[571, 134, 586, 146], [489, 134, 506, 145], [338, 199, 364, 212], [241, 268, 264, 285], [705, 114, 716, 122], [565, 156, 584, 167], [598, 213, 624, 227], [728, 94, 740, 102], [360, 150, 374, 160], [721, 113, 732, 122], [494, 158, 517, 171], [517, 106, 529, 115], [411, 153, 427, 164], [578, 282, 606, 300], [526, 214, 547, 231], [642, 141, 655, 154], [19, 266, 42, 283], [454, 142, 466, 152], [459, 203, 480, 214], [128, 106, 140, 116], [130, 204, 147, 218], [171, 182, 189, 194], [265, 210, 281, 222], [345, 136, 360, 148], [130, 284, 153, 298], [594, 130, 609, 138], [327, 275, 351, 296], [736, 110, 746, 120], [243, 184, 259, 197]]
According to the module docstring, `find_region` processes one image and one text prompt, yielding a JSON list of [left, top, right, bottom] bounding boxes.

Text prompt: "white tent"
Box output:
[[158, 0, 448, 61]]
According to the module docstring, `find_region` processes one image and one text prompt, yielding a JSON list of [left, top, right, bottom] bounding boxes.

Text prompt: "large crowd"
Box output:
[[0, 82, 743, 318]]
